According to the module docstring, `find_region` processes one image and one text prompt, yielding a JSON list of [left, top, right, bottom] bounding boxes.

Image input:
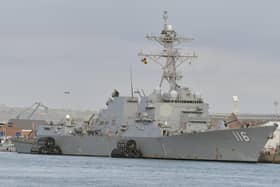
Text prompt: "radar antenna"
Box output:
[[138, 11, 197, 91]]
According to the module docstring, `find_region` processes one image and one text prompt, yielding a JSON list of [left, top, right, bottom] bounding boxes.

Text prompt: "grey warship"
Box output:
[[14, 11, 276, 162]]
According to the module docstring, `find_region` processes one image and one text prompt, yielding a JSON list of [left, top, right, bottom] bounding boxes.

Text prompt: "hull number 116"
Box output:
[[232, 131, 250, 142]]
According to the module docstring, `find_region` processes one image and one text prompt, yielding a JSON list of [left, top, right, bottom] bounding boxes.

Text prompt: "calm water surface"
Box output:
[[0, 152, 279, 187]]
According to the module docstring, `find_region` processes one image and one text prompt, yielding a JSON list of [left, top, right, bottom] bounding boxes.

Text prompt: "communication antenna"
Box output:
[[130, 65, 134, 98], [163, 10, 168, 25], [232, 96, 239, 114]]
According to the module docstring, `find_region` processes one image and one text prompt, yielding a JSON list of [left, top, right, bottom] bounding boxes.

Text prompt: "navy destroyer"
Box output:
[[14, 11, 277, 162]]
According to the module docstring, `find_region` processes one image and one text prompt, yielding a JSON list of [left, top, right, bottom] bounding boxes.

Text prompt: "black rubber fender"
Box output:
[[126, 139, 137, 150], [39, 146, 48, 154], [111, 148, 124, 158], [52, 145, 62, 154]]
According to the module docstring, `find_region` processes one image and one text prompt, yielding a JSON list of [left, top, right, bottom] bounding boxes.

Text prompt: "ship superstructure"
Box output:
[[138, 10, 208, 134]]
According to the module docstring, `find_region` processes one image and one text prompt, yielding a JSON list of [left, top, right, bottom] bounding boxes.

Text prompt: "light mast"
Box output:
[[138, 11, 197, 92]]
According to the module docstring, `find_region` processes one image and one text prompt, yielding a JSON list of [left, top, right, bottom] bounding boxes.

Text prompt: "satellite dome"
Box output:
[[65, 114, 71, 120], [165, 24, 173, 31]]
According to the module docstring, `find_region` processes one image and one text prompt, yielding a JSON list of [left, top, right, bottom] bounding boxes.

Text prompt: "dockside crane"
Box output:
[[16, 102, 48, 120]]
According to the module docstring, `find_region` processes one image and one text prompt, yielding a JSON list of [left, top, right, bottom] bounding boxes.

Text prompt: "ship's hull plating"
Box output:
[[54, 126, 275, 162], [13, 141, 34, 154], [13, 126, 276, 162]]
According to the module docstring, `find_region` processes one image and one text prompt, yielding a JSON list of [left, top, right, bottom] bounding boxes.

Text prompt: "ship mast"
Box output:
[[139, 11, 197, 91]]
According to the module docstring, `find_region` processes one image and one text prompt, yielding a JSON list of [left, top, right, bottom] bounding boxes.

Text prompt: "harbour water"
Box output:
[[0, 152, 280, 187]]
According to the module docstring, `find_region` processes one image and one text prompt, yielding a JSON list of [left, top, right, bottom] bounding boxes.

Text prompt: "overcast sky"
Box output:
[[0, 0, 279, 114]]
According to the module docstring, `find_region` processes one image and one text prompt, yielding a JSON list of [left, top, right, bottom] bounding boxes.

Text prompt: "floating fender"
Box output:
[[111, 139, 142, 158], [117, 140, 127, 150], [39, 146, 48, 154], [111, 148, 123, 158], [130, 149, 142, 158], [31, 137, 62, 155], [51, 145, 62, 154], [37, 137, 55, 146], [126, 139, 137, 151]]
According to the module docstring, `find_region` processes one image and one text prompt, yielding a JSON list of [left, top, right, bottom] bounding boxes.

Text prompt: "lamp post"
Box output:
[[232, 96, 239, 115], [64, 90, 71, 125]]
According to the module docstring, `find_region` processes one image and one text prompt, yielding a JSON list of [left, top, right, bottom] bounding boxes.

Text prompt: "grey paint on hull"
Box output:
[[51, 126, 275, 162], [13, 141, 33, 154]]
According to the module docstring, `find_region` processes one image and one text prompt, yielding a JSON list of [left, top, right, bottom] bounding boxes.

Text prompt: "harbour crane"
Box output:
[[16, 102, 48, 119]]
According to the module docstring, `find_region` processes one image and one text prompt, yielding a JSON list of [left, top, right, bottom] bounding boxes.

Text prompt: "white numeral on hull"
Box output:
[[232, 131, 250, 142]]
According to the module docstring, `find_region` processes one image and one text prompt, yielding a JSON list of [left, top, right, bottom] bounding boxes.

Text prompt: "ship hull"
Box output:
[[52, 126, 275, 162], [13, 126, 276, 162], [13, 141, 34, 154]]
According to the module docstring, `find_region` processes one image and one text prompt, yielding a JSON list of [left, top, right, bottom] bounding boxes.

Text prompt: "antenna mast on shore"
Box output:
[[274, 100, 279, 120]]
